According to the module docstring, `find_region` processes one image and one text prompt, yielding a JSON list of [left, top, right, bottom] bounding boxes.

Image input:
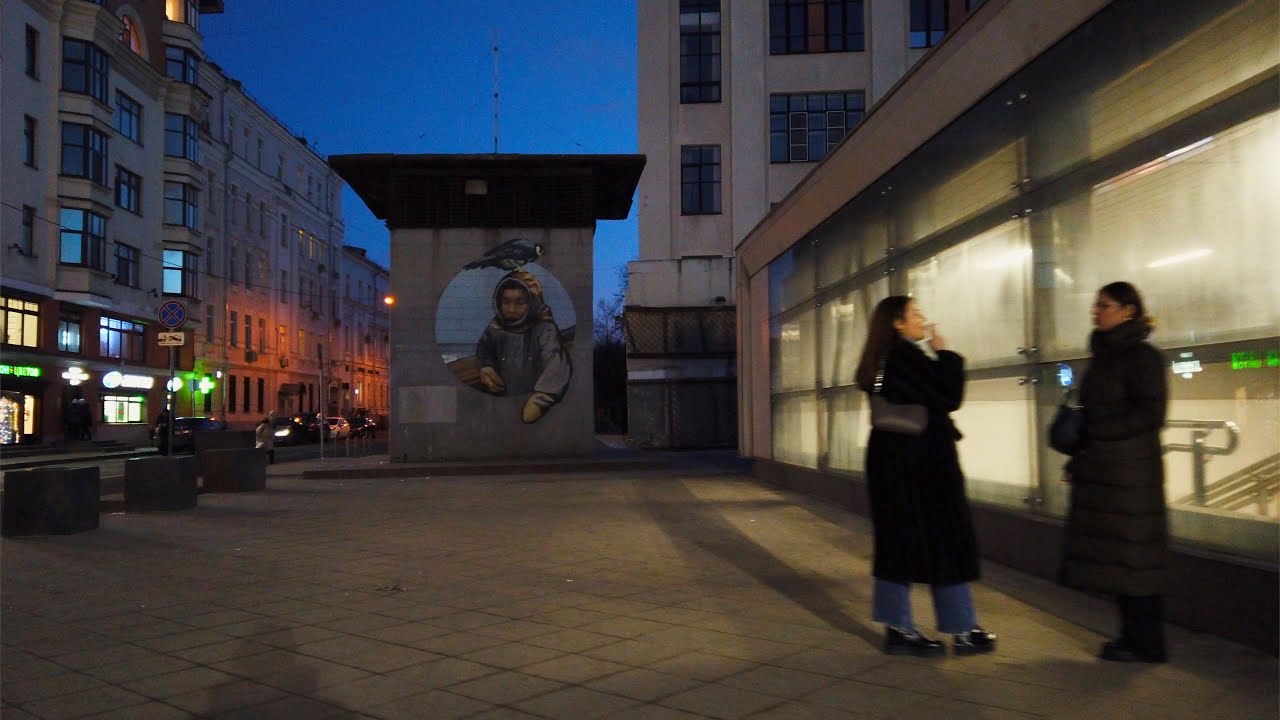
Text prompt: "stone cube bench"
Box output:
[[2, 466, 100, 537], [124, 456, 198, 512], [200, 448, 267, 493]]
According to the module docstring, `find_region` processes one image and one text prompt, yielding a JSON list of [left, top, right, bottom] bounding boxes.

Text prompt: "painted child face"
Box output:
[[499, 286, 530, 324]]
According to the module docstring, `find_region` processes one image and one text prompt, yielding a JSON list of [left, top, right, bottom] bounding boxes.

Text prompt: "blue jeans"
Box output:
[[873, 578, 976, 634]]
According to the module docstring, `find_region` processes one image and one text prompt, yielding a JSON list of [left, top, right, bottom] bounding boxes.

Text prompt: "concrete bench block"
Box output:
[[2, 466, 100, 537], [200, 448, 267, 492], [124, 456, 198, 511]]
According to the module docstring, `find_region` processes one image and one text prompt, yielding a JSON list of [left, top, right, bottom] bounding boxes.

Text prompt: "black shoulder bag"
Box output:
[[1048, 389, 1084, 455], [869, 354, 928, 435]]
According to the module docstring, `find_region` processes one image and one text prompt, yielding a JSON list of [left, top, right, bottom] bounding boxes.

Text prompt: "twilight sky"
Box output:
[[202, 1, 638, 308]]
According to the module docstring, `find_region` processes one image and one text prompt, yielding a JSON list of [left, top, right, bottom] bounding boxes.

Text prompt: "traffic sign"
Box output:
[[158, 331, 185, 346], [157, 300, 187, 329]]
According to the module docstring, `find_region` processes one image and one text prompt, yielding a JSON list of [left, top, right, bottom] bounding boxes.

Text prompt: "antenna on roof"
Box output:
[[492, 29, 500, 155]]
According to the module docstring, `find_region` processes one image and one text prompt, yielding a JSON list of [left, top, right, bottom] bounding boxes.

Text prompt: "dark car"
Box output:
[[348, 415, 377, 438], [289, 414, 324, 443], [169, 416, 226, 453], [270, 416, 308, 446]]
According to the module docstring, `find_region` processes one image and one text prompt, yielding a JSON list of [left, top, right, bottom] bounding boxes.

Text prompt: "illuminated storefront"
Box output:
[[738, 0, 1278, 651], [0, 364, 43, 445]]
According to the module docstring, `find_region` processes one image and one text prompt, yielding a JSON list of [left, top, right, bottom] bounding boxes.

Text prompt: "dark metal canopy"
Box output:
[[329, 154, 646, 229]]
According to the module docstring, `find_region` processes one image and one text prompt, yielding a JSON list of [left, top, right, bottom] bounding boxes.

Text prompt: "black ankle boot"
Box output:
[[1099, 638, 1167, 663], [884, 626, 945, 657], [953, 627, 997, 655]]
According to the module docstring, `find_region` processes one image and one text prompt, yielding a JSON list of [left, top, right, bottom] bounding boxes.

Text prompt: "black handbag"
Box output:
[[870, 354, 928, 435], [1048, 389, 1084, 455]]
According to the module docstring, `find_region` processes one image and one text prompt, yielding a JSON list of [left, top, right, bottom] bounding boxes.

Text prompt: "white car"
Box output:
[[325, 416, 351, 440]]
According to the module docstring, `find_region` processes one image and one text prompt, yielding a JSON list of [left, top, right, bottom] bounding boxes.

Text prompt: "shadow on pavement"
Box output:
[[638, 477, 883, 650]]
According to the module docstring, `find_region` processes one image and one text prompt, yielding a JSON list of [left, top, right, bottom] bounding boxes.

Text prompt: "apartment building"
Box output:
[[0, 0, 388, 446], [628, 0, 981, 447]]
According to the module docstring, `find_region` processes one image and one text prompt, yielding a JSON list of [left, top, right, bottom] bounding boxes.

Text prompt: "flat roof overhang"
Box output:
[[330, 153, 646, 229]]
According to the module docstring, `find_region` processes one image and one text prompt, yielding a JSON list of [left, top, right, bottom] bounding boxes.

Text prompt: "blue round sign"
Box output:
[[158, 300, 187, 329]]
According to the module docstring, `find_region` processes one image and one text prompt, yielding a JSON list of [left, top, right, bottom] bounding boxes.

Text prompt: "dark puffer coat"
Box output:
[[865, 338, 980, 586], [1061, 319, 1169, 597]]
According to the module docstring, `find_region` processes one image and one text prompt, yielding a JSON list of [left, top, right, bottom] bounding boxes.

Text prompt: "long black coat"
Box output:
[[865, 338, 980, 586], [1061, 320, 1168, 597]]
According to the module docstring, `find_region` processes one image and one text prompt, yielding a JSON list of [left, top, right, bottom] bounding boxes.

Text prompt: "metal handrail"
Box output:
[[1163, 419, 1241, 505]]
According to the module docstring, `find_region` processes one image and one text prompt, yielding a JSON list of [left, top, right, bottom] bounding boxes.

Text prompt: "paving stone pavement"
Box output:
[[2, 458, 1276, 719]]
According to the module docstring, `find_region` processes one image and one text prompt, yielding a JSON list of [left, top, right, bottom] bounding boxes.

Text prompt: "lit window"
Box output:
[[119, 16, 142, 55], [103, 395, 145, 424], [162, 249, 199, 296], [2, 296, 40, 348]]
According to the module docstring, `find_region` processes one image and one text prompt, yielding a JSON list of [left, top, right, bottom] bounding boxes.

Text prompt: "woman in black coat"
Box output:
[[1061, 282, 1169, 663], [855, 296, 995, 656]]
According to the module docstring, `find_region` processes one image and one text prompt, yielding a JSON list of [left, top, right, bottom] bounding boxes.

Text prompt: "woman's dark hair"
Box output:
[[1099, 281, 1155, 334], [855, 295, 913, 392]]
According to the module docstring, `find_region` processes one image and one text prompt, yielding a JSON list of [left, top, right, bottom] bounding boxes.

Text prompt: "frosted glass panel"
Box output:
[[819, 279, 889, 388], [907, 220, 1030, 367], [815, 203, 891, 288], [826, 388, 869, 473], [770, 307, 816, 392], [772, 393, 820, 469], [768, 242, 816, 317], [1042, 111, 1280, 355], [898, 142, 1021, 246], [952, 376, 1036, 507]]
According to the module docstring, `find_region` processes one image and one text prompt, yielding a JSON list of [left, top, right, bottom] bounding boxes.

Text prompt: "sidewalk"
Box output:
[[2, 458, 1275, 719]]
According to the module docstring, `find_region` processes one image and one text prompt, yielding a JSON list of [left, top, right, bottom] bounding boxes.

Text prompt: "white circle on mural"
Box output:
[[436, 258, 576, 422]]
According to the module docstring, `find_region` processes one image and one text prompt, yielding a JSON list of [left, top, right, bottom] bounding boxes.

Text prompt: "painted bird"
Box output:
[[464, 238, 544, 270]]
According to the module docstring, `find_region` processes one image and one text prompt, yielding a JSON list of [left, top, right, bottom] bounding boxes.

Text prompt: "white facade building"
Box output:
[[0, 0, 388, 445], [628, 0, 979, 447]]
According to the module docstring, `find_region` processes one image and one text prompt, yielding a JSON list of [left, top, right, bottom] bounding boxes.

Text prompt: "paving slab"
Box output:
[[1, 462, 1275, 719]]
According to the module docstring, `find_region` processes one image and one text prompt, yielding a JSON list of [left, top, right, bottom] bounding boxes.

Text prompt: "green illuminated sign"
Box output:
[[198, 377, 215, 394], [0, 365, 41, 377], [1230, 350, 1280, 370]]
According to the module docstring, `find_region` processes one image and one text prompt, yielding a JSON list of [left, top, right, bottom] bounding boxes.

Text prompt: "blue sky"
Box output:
[[202, 1, 638, 308]]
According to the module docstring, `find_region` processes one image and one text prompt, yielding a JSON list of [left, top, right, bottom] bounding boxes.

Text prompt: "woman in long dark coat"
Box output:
[[1061, 281, 1169, 663], [855, 296, 995, 656]]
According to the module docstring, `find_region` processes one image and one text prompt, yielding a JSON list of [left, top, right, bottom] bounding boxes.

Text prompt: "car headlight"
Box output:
[[274, 428, 290, 437]]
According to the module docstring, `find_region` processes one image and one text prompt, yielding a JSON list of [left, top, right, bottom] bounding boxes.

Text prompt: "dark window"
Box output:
[[230, 311, 238, 348], [771, 0, 864, 54], [58, 309, 82, 353], [61, 123, 108, 184], [115, 92, 141, 142], [164, 114, 199, 162], [825, 0, 865, 52], [229, 375, 237, 413], [770, 91, 865, 163], [115, 165, 141, 214], [162, 249, 198, 297], [58, 208, 106, 269], [257, 378, 264, 413], [680, 145, 721, 215], [164, 45, 199, 84], [679, 0, 721, 103], [114, 243, 139, 288], [23, 116, 37, 167], [20, 206, 35, 256], [2, 296, 40, 348], [62, 38, 109, 102], [910, 0, 948, 48], [245, 314, 252, 349], [242, 376, 250, 415], [99, 316, 145, 361], [164, 182, 199, 228], [25, 25, 39, 79]]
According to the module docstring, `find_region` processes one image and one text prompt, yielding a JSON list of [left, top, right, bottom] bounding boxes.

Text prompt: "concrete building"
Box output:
[[628, 0, 982, 447], [0, 0, 388, 446], [734, 0, 1278, 652]]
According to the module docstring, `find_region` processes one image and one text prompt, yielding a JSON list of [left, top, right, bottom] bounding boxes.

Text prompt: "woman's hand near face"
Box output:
[[927, 324, 948, 352]]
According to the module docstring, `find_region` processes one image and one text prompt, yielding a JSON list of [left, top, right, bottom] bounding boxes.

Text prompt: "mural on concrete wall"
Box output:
[[437, 239, 575, 423]]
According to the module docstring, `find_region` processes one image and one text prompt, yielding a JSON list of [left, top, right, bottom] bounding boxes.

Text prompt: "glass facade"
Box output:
[[765, 0, 1279, 562]]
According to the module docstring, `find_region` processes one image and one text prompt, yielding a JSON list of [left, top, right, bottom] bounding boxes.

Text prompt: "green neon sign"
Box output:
[[1230, 350, 1280, 370], [0, 365, 41, 377], [198, 377, 215, 394]]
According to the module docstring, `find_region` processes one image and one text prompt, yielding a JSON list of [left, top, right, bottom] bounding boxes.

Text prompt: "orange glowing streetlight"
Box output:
[[383, 295, 395, 306]]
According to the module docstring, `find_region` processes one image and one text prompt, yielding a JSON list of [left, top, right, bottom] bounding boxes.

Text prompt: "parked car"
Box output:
[[325, 416, 351, 440], [348, 415, 377, 438], [289, 414, 324, 442], [270, 417, 308, 446], [170, 416, 226, 453]]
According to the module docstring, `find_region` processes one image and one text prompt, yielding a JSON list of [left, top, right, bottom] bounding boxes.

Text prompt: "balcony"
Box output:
[[55, 264, 115, 307]]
